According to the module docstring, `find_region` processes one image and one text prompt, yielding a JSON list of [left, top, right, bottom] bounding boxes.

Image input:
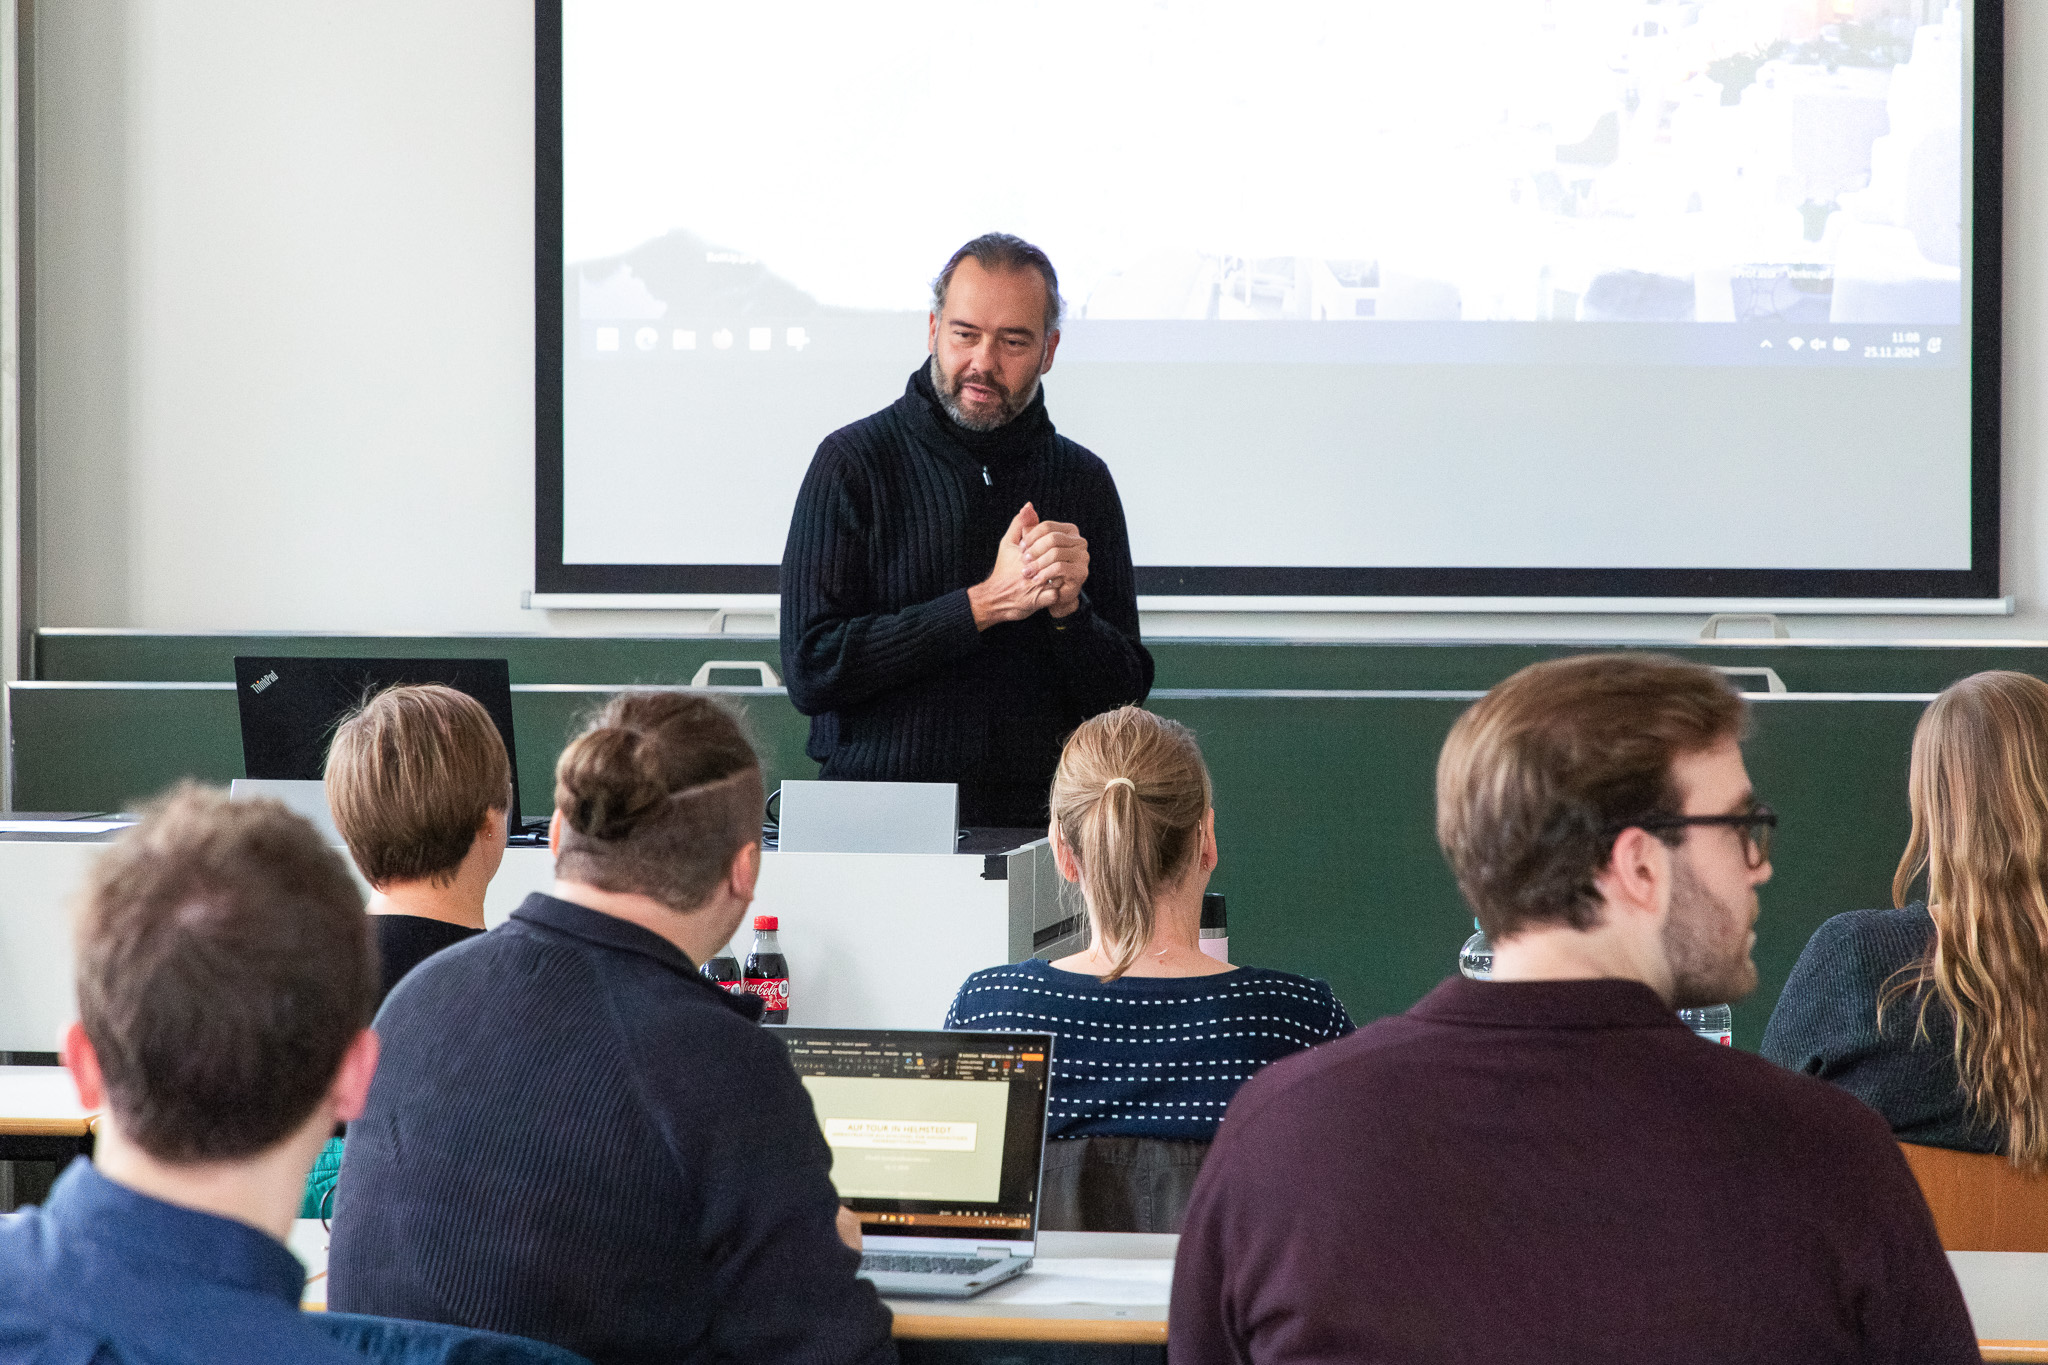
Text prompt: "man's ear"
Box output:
[[1040, 327, 1061, 375], [547, 809, 562, 857], [729, 839, 761, 902], [927, 309, 939, 355], [60, 1021, 105, 1111], [1593, 826, 1672, 925], [330, 1029, 380, 1125]]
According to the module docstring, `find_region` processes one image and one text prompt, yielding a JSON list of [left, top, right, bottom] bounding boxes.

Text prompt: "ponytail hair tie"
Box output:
[[1103, 777, 1136, 794]]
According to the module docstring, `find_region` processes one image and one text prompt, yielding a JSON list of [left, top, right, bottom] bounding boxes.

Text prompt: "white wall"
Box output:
[[25, 2, 2048, 643]]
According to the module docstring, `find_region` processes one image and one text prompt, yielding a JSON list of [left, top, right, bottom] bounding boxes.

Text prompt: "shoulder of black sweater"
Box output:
[[1802, 904, 1934, 983]]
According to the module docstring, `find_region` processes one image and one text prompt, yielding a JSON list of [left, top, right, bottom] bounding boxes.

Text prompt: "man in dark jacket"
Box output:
[[329, 692, 892, 1365], [779, 233, 1153, 828]]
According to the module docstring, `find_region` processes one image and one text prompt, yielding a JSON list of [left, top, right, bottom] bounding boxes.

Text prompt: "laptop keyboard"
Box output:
[[860, 1253, 1002, 1276]]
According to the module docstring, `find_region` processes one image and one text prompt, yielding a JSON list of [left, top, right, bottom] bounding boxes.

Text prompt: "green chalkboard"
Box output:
[[34, 629, 2048, 696], [8, 680, 1927, 1050]]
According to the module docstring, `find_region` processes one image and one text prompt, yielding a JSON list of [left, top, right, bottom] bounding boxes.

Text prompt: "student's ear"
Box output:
[[1200, 808, 1218, 874], [547, 809, 563, 857], [330, 1029, 380, 1125], [729, 839, 761, 902], [1051, 823, 1080, 884], [480, 805, 508, 843], [1594, 826, 1671, 925], [59, 1021, 105, 1111]]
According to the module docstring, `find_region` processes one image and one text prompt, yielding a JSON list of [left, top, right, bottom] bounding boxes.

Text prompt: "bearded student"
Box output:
[[778, 233, 1153, 829], [1169, 652, 1979, 1365]]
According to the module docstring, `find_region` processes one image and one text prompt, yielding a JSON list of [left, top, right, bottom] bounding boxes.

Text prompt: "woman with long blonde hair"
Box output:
[[1764, 670, 2048, 1169], [945, 706, 1354, 1231]]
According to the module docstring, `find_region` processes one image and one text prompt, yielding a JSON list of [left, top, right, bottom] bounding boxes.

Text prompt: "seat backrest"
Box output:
[[1898, 1141, 2048, 1252], [307, 1312, 593, 1365]]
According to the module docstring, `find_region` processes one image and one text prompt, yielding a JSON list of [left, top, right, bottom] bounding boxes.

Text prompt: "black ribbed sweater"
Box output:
[[779, 365, 1153, 826], [328, 893, 894, 1365], [1761, 903, 2002, 1154]]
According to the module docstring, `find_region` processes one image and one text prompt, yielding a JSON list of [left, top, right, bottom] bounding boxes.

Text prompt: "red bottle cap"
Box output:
[[753, 915, 778, 931]]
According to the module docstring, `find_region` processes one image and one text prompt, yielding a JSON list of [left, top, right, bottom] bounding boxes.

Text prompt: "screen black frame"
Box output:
[[534, 0, 2003, 603]]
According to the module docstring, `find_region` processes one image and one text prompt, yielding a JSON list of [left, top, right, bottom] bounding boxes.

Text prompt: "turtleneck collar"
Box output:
[[902, 360, 1055, 467]]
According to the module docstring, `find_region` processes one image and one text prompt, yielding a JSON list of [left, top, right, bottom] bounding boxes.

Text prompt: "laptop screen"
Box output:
[[776, 1027, 1053, 1243], [232, 656, 522, 826]]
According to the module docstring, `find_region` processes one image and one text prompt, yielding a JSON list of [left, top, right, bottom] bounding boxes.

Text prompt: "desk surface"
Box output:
[[0, 1064, 93, 1136], [287, 1224, 2048, 1357]]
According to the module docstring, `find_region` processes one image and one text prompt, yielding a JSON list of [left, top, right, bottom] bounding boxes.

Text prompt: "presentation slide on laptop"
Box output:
[[800, 1076, 1009, 1203]]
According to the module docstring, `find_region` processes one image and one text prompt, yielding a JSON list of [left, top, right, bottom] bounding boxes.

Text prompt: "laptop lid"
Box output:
[[776, 780, 958, 854], [232, 657, 522, 826], [228, 779, 343, 843], [775, 1027, 1053, 1257]]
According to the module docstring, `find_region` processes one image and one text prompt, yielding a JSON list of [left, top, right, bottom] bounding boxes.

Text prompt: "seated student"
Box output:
[[945, 705, 1352, 1233], [1170, 653, 1978, 1365], [326, 682, 511, 1005], [1764, 669, 2048, 1166], [329, 692, 891, 1365], [302, 681, 513, 1217], [0, 785, 379, 1363]]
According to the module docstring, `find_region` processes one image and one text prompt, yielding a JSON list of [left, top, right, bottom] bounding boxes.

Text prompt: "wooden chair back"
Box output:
[[1898, 1141, 2048, 1252]]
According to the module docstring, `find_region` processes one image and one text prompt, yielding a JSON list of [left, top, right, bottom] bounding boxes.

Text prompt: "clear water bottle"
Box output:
[[1458, 919, 1492, 980], [1679, 1004, 1733, 1045]]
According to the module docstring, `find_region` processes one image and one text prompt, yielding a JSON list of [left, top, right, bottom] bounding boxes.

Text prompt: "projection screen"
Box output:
[[535, 0, 2001, 607]]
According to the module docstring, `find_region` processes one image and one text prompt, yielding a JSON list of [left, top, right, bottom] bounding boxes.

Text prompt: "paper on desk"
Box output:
[[995, 1257, 1174, 1306]]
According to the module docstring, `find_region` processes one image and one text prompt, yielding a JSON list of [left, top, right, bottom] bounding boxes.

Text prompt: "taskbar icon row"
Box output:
[[593, 325, 809, 353]]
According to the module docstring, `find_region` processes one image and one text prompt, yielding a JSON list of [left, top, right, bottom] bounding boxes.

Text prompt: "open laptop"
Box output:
[[231, 656, 534, 835], [775, 1027, 1053, 1299], [775, 780, 959, 854]]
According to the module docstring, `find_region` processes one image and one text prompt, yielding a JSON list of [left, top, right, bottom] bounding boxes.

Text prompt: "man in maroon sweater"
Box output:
[[1170, 653, 1979, 1365]]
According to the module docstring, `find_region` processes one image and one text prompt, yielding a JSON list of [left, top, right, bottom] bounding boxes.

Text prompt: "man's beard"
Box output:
[[931, 354, 1036, 432], [1663, 853, 1758, 1009]]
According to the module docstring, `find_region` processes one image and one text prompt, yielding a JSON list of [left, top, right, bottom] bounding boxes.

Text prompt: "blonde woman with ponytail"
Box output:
[[946, 706, 1354, 1232], [1764, 670, 2048, 1169]]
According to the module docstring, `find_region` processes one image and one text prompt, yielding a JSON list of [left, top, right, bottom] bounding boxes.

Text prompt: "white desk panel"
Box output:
[[0, 840, 1050, 1049]]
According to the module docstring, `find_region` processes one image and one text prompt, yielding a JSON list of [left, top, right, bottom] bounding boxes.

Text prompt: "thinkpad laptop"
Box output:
[[232, 656, 535, 835], [775, 1027, 1053, 1299]]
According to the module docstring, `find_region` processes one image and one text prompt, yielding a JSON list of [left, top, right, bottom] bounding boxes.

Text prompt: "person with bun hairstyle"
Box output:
[[945, 706, 1353, 1233], [1765, 670, 2048, 1168], [329, 692, 892, 1365]]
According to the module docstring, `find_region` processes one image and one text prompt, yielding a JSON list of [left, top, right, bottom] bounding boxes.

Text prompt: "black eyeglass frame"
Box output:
[[1615, 804, 1777, 869]]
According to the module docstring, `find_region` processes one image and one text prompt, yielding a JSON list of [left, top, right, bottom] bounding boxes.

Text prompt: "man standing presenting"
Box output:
[[1169, 653, 1979, 1365], [780, 234, 1152, 828]]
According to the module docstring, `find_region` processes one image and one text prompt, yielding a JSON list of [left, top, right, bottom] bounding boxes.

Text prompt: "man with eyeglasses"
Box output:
[[1169, 652, 1977, 1365]]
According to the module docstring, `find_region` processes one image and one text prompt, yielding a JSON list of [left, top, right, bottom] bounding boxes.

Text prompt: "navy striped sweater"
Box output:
[[945, 958, 1355, 1141]]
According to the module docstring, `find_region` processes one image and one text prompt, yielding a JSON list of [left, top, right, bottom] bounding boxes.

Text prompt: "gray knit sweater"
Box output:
[[1761, 903, 2001, 1154]]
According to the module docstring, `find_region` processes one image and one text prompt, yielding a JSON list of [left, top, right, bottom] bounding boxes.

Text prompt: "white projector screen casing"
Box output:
[[534, 0, 2003, 607]]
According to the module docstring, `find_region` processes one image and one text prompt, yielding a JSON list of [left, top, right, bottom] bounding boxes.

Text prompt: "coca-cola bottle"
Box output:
[[743, 915, 789, 1024], [700, 947, 743, 996]]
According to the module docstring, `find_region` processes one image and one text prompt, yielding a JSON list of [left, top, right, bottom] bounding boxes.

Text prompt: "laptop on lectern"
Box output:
[[774, 1027, 1054, 1298], [231, 657, 527, 828]]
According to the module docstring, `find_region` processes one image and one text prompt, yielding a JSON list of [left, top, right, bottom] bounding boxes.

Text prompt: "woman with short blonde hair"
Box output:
[[946, 706, 1353, 1231], [1765, 670, 2048, 1169]]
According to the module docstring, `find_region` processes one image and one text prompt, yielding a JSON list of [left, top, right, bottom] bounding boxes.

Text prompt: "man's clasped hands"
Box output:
[[967, 502, 1090, 630]]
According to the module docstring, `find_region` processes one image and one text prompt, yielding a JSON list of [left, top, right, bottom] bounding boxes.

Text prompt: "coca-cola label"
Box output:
[[745, 977, 789, 1012], [718, 981, 748, 997], [1705, 1031, 1732, 1046]]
